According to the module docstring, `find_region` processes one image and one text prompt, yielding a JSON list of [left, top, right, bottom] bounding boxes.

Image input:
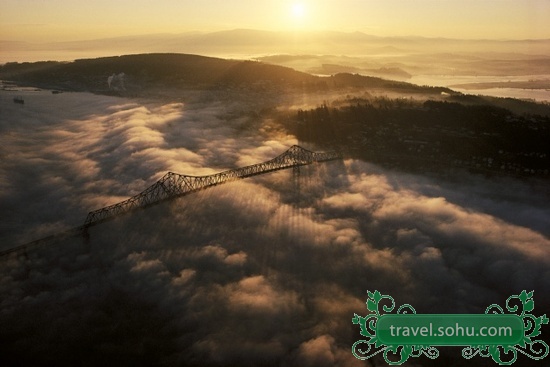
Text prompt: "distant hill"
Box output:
[[0, 53, 453, 96], [307, 64, 412, 80], [0, 53, 320, 94]]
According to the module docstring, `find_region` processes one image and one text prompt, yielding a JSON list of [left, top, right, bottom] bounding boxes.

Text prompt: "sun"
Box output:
[[291, 3, 306, 19], [285, 1, 313, 30]]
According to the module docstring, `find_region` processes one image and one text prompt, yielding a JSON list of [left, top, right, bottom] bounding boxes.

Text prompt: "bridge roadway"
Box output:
[[0, 145, 341, 257]]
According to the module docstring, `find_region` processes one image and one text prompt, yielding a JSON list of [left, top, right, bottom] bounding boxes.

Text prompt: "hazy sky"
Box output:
[[1, 0, 549, 42]]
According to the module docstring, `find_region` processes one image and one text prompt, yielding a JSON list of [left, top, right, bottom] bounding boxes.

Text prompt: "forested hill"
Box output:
[[0, 53, 451, 96], [285, 98, 550, 179], [0, 54, 313, 93]]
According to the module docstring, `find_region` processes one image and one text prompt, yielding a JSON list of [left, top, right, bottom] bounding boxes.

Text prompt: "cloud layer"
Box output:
[[1, 89, 549, 366]]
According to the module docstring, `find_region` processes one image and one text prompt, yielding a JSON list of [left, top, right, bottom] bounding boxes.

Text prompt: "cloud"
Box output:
[[1, 88, 549, 366], [227, 275, 301, 314], [295, 334, 366, 367]]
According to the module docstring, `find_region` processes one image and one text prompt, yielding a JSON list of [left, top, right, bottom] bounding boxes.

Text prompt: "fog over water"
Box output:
[[1, 88, 549, 366], [409, 74, 550, 103]]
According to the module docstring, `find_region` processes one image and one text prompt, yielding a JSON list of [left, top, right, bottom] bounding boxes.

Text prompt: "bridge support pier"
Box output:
[[82, 227, 90, 246], [293, 165, 301, 204]]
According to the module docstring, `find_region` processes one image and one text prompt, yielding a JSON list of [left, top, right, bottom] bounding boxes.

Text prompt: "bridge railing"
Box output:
[[83, 145, 341, 227]]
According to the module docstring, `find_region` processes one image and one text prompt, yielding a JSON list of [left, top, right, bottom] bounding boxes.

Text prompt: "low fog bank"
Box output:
[[1, 89, 549, 366], [260, 54, 550, 103], [0, 88, 296, 247]]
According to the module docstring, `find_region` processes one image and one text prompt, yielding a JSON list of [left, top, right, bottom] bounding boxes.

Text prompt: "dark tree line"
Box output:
[[288, 99, 550, 177]]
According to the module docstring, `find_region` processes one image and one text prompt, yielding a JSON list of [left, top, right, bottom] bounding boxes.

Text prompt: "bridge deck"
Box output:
[[1, 145, 341, 257]]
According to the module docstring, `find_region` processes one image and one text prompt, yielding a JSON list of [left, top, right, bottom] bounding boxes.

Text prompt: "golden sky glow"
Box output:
[[291, 3, 306, 19], [0, 0, 549, 42]]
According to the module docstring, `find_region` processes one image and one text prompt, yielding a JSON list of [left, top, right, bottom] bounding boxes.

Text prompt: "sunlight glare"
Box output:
[[291, 3, 306, 19]]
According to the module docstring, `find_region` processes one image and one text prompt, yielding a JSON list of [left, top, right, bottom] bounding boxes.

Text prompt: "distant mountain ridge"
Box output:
[[2, 29, 550, 63]]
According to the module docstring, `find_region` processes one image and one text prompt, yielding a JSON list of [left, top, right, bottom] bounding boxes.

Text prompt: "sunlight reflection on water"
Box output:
[[410, 74, 550, 102]]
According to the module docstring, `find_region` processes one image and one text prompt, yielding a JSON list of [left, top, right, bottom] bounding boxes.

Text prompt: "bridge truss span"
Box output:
[[83, 145, 341, 227]]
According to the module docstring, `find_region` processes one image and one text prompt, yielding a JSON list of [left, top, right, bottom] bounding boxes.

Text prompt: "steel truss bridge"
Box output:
[[1, 145, 341, 257]]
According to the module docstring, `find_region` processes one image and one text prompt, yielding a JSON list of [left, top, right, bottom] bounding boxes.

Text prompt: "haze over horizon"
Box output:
[[1, 0, 549, 44]]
